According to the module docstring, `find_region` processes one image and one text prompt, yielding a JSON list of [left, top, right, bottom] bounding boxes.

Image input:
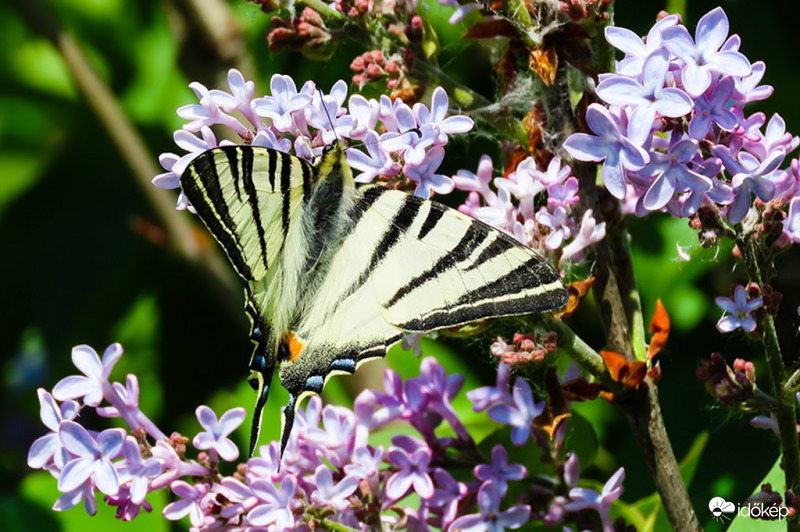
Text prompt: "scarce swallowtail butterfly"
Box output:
[[180, 141, 568, 458]]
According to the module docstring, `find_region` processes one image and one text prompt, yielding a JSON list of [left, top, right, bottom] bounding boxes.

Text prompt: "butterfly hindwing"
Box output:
[[180, 145, 315, 282]]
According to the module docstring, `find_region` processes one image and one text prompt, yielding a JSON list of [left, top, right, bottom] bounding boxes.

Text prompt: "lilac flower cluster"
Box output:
[[564, 7, 800, 232], [453, 154, 606, 264], [28, 343, 627, 530], [152, 69, 474, 206]]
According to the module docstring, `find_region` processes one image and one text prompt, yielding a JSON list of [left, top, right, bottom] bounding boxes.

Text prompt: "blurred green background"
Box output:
[[3, 0, 800, 530]]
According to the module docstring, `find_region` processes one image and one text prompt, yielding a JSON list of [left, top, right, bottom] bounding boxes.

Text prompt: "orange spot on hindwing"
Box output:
[[283, 332, 305, 362]]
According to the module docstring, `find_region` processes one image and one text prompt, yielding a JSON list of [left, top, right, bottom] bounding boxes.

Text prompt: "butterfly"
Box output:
[[180, 141, 568, 458]]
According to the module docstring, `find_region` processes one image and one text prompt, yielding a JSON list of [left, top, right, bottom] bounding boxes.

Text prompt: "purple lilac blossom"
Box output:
[[192, 405, 246, 462], [154, 69, 474, 206], [563, 103, 648, 199], [660, 7, 751, 98], [715, 284, 763, 333], [565, 467, 625, 532], [487, 378, 544, 446], [449, 480, 531, 531]]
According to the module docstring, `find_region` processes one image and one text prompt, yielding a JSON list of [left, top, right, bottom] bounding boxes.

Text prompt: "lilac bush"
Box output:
[[29, 344, 606, 530]]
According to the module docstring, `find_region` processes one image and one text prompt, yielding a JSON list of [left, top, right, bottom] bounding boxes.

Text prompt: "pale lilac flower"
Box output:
[[750, 414, 780, 437], [385, 442, 434, 500], [715, 284, 763, 333], [427, 468, 468, 527], [309, 465, 359, 512], [28, 389, 80, 471], [536, 207, 572, 249], [474, 187, 516, 230], [178, 81, 249, 136], [454, 155, 498, 206], [605, 15, 680, 77], [58, 422, 125, 496], [347, 131, 402, 183], [487, 378, 543, 446], [474, 445, 526, 494], [718, 146, 785, 224], [305, 80, 354, 142], [400, 332, 425, 358], [304, 405, 356, 467], [596, 49, 692, 143], [252, 128, 292, 153], [688, 77, 738, 140], [252, 74, 311, 132], [118, 437, 162, 504], [52, 344, 123, 407], [449, 480, 531, 531], [783, 197, 800, 243], [467, 362, 513, 412], [561, 209, 606, 263], [496, 157, 546, 219], [192, 406, 246, 462], [565, 467, 625, 532], [403, 146, 455, 198], [347, 94, 379, 140], [636, 138, 711, 210], [208, 68, 262, 127], [96, 374, 166, 441], [344, 445, 384, 493], [563, 103, 649, 199], [53, 483, 97, 515], [744, 113, 799, 161], [547, 177, 580, 209], [734, 61, 773, 103], [381, 104, 436, 165], [413, 86, 474, 145], [105, 484, 151, 521], [247, 476, 297, 528], [661, 7, 751, 97], [163, 480, 209, 528]]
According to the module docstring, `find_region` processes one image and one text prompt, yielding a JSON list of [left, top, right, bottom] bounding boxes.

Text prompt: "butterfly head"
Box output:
[[315, 140, 353, 186]]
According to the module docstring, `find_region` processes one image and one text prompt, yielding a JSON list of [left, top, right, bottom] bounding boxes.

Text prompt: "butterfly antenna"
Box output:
[[347, 127, 423, 150], [318, 87, 341, 144]]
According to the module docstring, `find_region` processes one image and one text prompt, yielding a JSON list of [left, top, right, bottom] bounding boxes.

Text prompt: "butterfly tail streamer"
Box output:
[[279, 394, 298, 461], [248, 377, 271, 458]]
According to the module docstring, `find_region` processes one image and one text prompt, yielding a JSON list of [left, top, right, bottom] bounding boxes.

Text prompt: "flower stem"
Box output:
[[738, 235, 800, 517]]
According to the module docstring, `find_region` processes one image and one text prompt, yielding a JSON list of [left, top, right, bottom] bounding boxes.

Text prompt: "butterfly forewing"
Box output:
[[181, 145, 314, 282]]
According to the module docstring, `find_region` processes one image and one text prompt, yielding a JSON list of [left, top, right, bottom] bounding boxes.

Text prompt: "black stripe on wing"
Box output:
[[385, 218, 489, 307], [181, 148, 255, 281], [239, 146, 270, 273]]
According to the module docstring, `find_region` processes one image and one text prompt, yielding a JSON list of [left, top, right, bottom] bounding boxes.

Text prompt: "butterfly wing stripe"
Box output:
[[224, 148, 243, 202], [301, 160, 314, 201], [347, 185, 390, 225], [267, 149, 278, 192], [239, 146, 270, 273], [367, 194, 422, 271], [385, 222, 488, 307], [280, 151, 293, 235], [182, 150, 255, 281], [417, 203, 445, 239], [465, 232, 516, 271]]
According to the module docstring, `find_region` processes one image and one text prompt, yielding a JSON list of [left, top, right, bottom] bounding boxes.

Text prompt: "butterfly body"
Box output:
[[181, 141, 568, 457]]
